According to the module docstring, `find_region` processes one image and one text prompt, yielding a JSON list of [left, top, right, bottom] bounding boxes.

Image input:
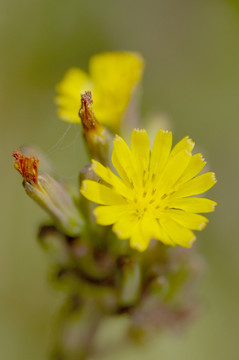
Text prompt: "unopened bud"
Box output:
[[79, 91, 111, 165]]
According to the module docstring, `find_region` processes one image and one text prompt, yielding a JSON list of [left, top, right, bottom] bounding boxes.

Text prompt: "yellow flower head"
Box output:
[[56, 52, 144, 130], [81, 129, 217, 252]]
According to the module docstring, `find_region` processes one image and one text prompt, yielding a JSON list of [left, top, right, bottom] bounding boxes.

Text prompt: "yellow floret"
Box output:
[[81, 128, 217, 252], [56, 52, 144, 131]]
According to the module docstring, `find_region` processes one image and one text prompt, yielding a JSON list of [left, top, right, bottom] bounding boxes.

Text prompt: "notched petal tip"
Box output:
[[93, 207, 99, 218], [211, 201, 217, 211], [91, 159, 97, 169], [114, 228, 122, 236], [130, 241, 146, 252], [114, 134, 122, 142], [186, 136, 195, 148], [199, 222, 207, 231], [80, 180, 87, 194], [211, 172, 217, 183], [133, 128, 146, 133], [189, 236, 197, 247], [184, 149, 193, 156], [197, 153, 206, 164]]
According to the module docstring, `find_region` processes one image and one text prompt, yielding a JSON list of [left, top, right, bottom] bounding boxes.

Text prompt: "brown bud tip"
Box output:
[[79, 91, 99, 131], [12, 149, 39, 185]]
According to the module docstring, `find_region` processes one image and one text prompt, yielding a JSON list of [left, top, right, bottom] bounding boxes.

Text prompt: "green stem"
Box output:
[[52, 297, 102, 360]]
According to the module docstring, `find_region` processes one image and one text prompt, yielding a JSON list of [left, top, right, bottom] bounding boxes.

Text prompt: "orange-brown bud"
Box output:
[[12, 149, 85, 236], [12, 149, 39, 185], [79, 91, 111, 165], [79, 91, 101, 132]]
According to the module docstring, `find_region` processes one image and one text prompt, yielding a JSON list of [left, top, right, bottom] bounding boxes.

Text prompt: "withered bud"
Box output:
[[13, 149, 39, 185], [12, 149, 85, 237], [78, 91, 111, 165], [79, 91, 100, 132]]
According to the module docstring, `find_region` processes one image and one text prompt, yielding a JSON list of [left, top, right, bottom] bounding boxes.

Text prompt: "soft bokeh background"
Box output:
[[1, 0, 239, 359]]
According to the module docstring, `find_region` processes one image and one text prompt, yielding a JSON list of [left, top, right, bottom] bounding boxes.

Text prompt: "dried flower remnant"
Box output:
[[79, 91, 98, 131], [79, 91, 111, 164], [12, 150, 84, 237], [13, 149, 39, 185]]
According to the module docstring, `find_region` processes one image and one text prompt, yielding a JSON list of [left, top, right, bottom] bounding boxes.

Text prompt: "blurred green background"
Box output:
[[1, 0, 239, 359]]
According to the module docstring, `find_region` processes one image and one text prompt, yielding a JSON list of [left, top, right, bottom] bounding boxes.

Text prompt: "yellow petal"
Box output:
[[166, 209, 208, 230], [56, 68, 91, 93], [56, 68, 92, 123], [130, 223, 151, 252], [112, 135, 137, 186], [94, 205, 132, 225], [80, 180, 125, 205], [150, 217, 176, 246], [166, 197, 217, 213], [56, 96, 81, 123], [57, 107, 80, 123], [89, 52, 144, 127], [150, 129, 172, 179], [91, 160, 133, 200], [170, 136, 195, 158], [156, 150, 192, 196], [176, 153, 206, 187], [161, 219, 196, 248], [112, 215, 138, 239], [174, 172, 217, 198], [131, 129, 150, 181], [130, 214, 161, 251], [111, 145, 129, 184], [56, 52, 144, 128]]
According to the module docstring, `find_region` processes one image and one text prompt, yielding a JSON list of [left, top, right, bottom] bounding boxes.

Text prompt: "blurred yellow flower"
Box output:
[[81, 129, 217, 252], [56, 52, 144, 130]]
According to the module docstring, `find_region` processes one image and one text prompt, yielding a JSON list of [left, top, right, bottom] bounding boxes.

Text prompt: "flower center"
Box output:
[[132, 187, 161, 220]]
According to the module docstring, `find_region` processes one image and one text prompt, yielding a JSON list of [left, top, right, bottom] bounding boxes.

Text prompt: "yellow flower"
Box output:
[[56, 52, 144, 130], [81, 129, 217, 252]]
